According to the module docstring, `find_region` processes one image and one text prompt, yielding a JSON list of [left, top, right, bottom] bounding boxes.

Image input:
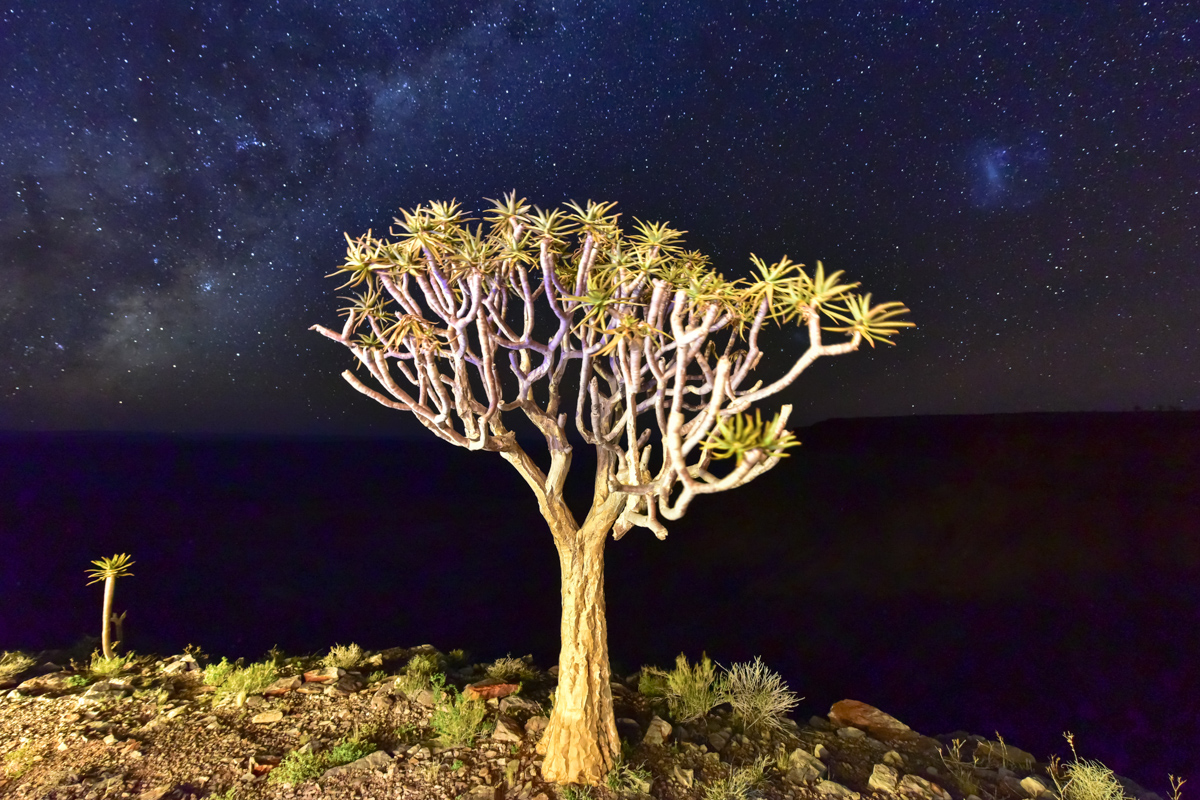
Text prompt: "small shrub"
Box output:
[[940, 739, 981, 796], [204, 658, 278, 700], [90, 649, 134, 676], [1050, 733, 1131, 800], [203, 657, 236, 687], [222, 661, 278, 697], [322, 642, 364, 669], [447, 648, 468, 665], [638, 667, 670, 698], [65, 675, 91, 688], [606, 752, 652, 794], [0, 651, 35, 681], [562, 786, 595, 800], [394, 653, 440, 695], [368, 670, 387, 684], [2, 741, 38, 778], [407, 653, 440, 675], [720, 656, 801, 735], [703, 756, 770, 800], [486, 654, 538, 683], [429, 674, 489, 747], [326, 735, 376, 767], [663, 652, 725, 723], [268, 749, 326, 785]]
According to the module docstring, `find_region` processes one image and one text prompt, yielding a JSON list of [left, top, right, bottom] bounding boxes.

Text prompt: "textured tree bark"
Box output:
[[536, 524, 620, 785], [101, 577, 116, 659]]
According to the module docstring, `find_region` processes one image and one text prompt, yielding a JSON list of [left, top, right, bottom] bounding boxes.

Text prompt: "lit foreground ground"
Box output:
[[0, 644, 1176, 800]]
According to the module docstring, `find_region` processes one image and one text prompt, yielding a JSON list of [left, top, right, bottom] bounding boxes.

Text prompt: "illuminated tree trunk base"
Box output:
[[537, 528, 619, 786]]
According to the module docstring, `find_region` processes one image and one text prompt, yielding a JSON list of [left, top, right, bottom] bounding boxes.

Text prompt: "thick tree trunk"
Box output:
[[536, 524, 620, 785]]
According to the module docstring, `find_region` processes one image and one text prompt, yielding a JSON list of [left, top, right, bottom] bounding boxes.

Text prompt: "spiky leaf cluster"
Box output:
[[313, 194, 910, 539]]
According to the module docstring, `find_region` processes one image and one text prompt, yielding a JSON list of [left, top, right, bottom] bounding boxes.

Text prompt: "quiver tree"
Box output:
[[311, 194, 912, 785]]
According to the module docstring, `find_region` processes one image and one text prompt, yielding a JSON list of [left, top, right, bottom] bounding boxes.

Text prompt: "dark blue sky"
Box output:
[[1, 1, 1196, 434]]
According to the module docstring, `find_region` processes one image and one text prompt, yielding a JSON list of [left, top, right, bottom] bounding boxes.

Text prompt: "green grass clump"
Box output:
[[606, 752, 652, 794], [1050, 734, 1133, 800], [0, 651, 35, 681], [429, 673, 489, 747], [321, 642, 364, 669], [720, 656, 800, 735], [637, 667, 670, 697], [203, 657, 237, 687], [89, 649, 134, 677], [326, 735, 377, 766], [267, 733, 377, 786], [394, 653, 440, 695], [485, 654, 538, 683], [703, 756, 770, 800], [2, 741, 38, 779], [202, 657, 278, 699], [647, 653, 725, 724], [268, 749, 327, 785]]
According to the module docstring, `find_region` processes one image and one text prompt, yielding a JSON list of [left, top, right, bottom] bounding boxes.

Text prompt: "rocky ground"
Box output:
[[0, 643, 1168, 800]]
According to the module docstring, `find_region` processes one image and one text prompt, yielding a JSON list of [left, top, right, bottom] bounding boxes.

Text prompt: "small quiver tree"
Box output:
[[311, 194, 912, 785]]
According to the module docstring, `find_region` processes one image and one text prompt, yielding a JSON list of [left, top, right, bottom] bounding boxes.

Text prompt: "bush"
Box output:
[[267, 749, 326, 785], [203, 657, 236, 687], [486, 654, 538, 683], [703, 756, 770, 800], [90, 650, 134, 676], [720, 656, 800, 735], [0, 651, 34, 681], [1051, 734, 1132, 800], [637, 668, 670, 698], [606, 752, 652, 794], [661, 653, 725, 723], [326, 736, 376, 766], [322, 643, 364, 669], [267, 733, 377, 786], [223, 661, 278, 697], [204, 658, 278, 699], [394, 653, 440, 695], [429, 674, 490, 747]]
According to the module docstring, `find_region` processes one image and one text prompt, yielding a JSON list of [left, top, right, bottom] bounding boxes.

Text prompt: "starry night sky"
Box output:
[[2, 1, 1196, 435]]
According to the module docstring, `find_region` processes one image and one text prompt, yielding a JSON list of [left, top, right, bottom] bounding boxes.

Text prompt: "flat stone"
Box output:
[[303, 667, 344, 683], [460, 787, 496, 800], [251, 710, 283, 724], [161, 656, 199, 675], [524, 716, 549, 738], [262, 676, 302, 696], [829, 700, 917, 741], [870, 763, 901, 793], [324, 674, 365, 696], [138, 787, 172, 800], [642, 715, 672, 746], [499, 695, 541, 714], [785, 748, 828, 784], [837, 726, 866, 739], [321, 749, 392, 778], [1022, 776, 1052, 797], [707, 730, 730, 752], [899, 774, 953, 800], [884, 750, 906, 768], [491, 716, 524, 742], [816, 780, 861, 800]]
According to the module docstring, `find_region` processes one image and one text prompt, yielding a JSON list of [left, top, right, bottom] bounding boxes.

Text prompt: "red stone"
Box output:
[[828, 700, 918, 741], [464, 677, 520, 701]]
